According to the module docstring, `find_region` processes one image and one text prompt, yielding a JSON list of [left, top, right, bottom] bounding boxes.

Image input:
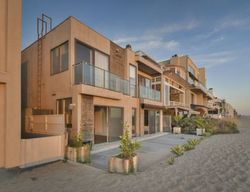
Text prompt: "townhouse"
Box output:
[[159, 55, 214, 116], [21, 16, 165, 144]]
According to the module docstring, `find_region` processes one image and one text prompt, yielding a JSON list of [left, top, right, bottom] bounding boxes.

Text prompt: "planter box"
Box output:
[[77, 145, 91, 163], [108, 155, 138, 174], [196, 128, 205, 136], [173, 127, 181, 134], [66, 145, 90, 163], [66, 146, 77, 162]]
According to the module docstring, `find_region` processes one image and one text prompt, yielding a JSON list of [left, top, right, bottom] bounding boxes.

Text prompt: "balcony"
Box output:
[[168, 101, 188, 108], [190, 81, 213, 99], [74, 62, 129, 95], [139, 85, 160, 101]]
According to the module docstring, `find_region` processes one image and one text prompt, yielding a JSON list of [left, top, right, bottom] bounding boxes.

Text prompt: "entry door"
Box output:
[[94, 106, 123, 144], [0, 84, 6, 167], [108, 107, 123, 142], [148, 110, 156, 134]]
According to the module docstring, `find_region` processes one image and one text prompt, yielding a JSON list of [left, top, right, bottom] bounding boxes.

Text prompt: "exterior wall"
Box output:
[[0, 0, 21, 168], [0, 84, 5, 166], [110, 42, 126, 78], [199, 68, 206, 85], [22, 18, 72, 111], [20, 134, 66, 168], [81, 95, 94, 136]]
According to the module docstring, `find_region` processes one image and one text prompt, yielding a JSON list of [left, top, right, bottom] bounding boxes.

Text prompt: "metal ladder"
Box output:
[[36, 14, 52, 109]]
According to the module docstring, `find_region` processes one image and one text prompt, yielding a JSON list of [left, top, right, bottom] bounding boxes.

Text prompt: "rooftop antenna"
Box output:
[[36, 14, 52, 109]]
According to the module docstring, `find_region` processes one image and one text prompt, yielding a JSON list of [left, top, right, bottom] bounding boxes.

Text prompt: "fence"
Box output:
[[26, 114, 66, 135], [163, 115, 172, 132], [20, 134, 67, 168]]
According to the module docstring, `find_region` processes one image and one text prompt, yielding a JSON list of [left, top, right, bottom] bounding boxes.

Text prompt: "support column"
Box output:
[[160, 110, 163, 132]]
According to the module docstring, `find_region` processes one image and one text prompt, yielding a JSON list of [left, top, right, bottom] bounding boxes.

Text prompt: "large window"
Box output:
[[129, 65, 137, 97], [139, 76, 151, 88], [75, 41, 93, 64], [95, 51, 109, 87], [51, 42, 68, 75]]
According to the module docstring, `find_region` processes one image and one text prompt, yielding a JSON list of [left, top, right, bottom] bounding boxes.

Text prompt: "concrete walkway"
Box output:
[[91, 133, 199, 171]]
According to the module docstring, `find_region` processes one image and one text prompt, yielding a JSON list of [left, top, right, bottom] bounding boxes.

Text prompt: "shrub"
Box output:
[[119, 123, 140, 159], [187, 138, 201, 146], [68, 132, 83, 148], [172, 115, 184, 127], [193, 117, 206, 129], [182, 143, 195, 151], [170, 145, 185, 156], [204, 118, 239, 134], [180, 117, 196, 134], [167, 157, 175, 165]]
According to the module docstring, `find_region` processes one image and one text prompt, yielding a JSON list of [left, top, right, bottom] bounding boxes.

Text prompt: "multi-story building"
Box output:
[[21, 17, 164, 144], [159, 55, 213, 116], [0, 0, 22, 168]]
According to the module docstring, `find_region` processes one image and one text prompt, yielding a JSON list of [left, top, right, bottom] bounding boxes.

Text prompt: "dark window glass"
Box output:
[[75, 42, 92, 64], [51, 42, 68, 74]]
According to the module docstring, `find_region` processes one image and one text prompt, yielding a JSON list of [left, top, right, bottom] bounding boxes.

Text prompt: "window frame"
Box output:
[[129, 64, 137, 97], [50, 41, 69, 75]]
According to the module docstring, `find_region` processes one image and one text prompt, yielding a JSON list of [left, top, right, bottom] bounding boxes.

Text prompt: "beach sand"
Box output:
[[1, 117, 250, 192]]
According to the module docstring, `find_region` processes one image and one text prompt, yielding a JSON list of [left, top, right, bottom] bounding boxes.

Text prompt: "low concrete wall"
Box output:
[[26, 114, 66, 135], [20, 134, 66, 168]]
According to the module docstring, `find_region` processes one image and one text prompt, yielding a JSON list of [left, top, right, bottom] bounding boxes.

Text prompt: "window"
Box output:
[[129, 65, 136, 97], [139, 76, 151, 88], [191, 93, 195, 104], [188, 65, 195, 75], [51, 42, 68, 75], [132, 108, 136, 137], [57, 98, 72, 128], [95, 51, 109, 88], [75, 41, 93, 64]]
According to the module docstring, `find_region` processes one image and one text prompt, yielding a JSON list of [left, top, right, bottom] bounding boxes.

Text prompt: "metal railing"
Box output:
[[193, 81, 213, 98], [74, 62, 130, 95], [139, 85, 160, 101], [168, 101, 188, 108]]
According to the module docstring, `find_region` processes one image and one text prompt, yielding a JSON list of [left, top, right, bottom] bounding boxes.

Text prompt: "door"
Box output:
[[94, 106, 123, 144], [108, 107, 123, 142], [94, 106, 108, 144]]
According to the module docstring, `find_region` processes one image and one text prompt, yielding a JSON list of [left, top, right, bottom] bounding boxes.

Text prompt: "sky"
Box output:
[[22, 0, 250, 115]]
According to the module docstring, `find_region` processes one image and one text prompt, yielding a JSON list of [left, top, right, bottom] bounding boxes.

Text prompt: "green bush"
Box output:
[[119, 122, 140, 159], [187, 138, 201, 146], [170, 145, 185, 156], [68, 132, 83, 148], [180, 117, 196, 134], [172, 115, 184, 127], [182, 143, 195, 151], [167, 157, 175, 165]]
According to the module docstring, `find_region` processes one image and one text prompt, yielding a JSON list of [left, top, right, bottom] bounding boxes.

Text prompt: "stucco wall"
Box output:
[[0, 0, 21, 168], [22, 18, 72, 111]]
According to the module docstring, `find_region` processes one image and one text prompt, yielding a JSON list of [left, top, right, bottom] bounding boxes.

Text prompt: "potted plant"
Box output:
[[66, 132, 91, 163], [172, 115, 183, 134], [108, 123, 140, 174], [194, 117, 206, 136]]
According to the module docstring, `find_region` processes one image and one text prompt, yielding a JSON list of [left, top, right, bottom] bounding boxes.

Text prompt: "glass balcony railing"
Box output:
[[139, 85, 161, 101], [74, 62, 130, 95]]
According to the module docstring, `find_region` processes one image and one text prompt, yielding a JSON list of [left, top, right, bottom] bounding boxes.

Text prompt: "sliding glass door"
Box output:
[[94, 106, 123, 144], [144, 109, 160, 135]]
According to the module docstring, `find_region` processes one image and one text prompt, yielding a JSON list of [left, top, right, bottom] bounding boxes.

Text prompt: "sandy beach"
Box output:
[[1, 117, 250, 192]]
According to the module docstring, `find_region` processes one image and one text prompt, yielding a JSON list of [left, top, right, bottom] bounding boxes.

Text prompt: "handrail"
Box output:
[[139, 85, 160, 101], [73, 62, 130, 95]]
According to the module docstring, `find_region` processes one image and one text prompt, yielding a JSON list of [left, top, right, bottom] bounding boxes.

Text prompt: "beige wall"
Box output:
[[0, 84, 5, 166], [22, 18, 72, 111], [0, 0, 22, 168]]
